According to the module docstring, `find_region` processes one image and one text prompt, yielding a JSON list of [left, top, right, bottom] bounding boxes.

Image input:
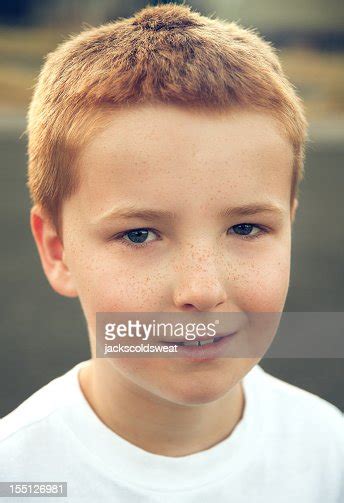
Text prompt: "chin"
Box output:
[[156, 357, 258, 406], [160, 371, 240, 406]]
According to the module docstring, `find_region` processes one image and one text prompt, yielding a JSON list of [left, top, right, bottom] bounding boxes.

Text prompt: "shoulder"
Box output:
[[244, 365, 344, 501], [0, 362, 82, 444], [249, 364, 343, 452], [0, 361, 90, 479], [260, 365, 342, 422]]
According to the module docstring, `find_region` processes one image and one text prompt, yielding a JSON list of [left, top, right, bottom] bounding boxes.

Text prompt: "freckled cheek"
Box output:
[[231, 250, 291, 312], [73, 255, 161, 322], [79, 268, 135, 311]]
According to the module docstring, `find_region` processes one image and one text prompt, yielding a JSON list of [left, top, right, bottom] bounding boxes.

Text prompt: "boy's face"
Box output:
[[32, 103, 297, 405]]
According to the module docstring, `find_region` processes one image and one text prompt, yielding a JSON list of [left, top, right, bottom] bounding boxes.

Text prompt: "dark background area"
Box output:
[[0, 0, 343, 416]]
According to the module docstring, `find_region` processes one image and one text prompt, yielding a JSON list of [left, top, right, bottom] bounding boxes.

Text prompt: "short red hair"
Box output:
[[27, 3, 308, 231]]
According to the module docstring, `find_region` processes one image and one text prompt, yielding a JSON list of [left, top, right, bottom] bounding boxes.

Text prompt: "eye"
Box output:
[[110, 223, 268, 251], [229, 223, 267, 240], [111, 228, 159, 250]]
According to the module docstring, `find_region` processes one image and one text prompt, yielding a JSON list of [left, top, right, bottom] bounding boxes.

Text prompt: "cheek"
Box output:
[[69, 248, 167, 336], [229, 239, 291, 312], [92, 267, 167, 311]]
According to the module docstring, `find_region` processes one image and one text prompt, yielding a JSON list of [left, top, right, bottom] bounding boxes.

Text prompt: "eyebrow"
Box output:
[[93, 202, 286, 225]]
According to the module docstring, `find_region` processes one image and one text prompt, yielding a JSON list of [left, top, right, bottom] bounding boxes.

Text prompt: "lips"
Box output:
[[170, 337, 222, 347], [172, 332, 237, 359], [160, 333, 235, 347]]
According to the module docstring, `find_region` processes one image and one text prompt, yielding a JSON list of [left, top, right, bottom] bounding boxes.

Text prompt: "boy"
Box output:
[[1, 3, 343, 502]]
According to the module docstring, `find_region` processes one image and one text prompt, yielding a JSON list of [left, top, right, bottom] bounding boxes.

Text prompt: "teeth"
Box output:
[[183, 339, 214, 347]]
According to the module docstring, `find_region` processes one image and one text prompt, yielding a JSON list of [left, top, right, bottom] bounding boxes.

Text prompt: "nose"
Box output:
[[172, 244, 228, 311]]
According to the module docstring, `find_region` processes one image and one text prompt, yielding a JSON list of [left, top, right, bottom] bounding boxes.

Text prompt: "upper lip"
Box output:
[[213, 332, 236, 338]]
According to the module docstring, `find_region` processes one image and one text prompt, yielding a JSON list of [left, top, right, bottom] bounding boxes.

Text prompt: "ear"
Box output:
[[30, 205, 78, 298], [291, 198, 298, 224]]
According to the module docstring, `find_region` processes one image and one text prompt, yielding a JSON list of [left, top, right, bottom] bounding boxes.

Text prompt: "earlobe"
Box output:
[[30, 205, 78, 298]]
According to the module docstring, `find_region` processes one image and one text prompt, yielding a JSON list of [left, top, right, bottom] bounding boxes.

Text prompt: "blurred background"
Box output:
[[0, 0, 343, 417]]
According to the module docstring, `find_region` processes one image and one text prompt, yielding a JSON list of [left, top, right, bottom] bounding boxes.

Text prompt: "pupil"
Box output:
[[234, 224, 252, 235], [127, 229, 148, 243]]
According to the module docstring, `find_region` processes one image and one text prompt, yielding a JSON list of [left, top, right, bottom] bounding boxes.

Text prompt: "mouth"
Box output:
[[159, 332, 237, 359], [163, 336, 224, 347]]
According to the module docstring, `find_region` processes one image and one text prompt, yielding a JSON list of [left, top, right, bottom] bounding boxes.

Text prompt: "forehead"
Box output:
[[73, 104, 294, 217]]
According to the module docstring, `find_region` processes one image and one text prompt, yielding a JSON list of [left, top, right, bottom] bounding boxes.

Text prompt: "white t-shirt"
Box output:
[[0, 361, 343, 502]]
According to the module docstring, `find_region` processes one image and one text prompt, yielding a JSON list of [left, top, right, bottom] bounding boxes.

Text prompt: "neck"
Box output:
[[78, 359, 245, 457]]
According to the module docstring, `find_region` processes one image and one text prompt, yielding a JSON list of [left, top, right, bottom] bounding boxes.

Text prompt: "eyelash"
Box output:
[[111, 224, 269, 250]]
